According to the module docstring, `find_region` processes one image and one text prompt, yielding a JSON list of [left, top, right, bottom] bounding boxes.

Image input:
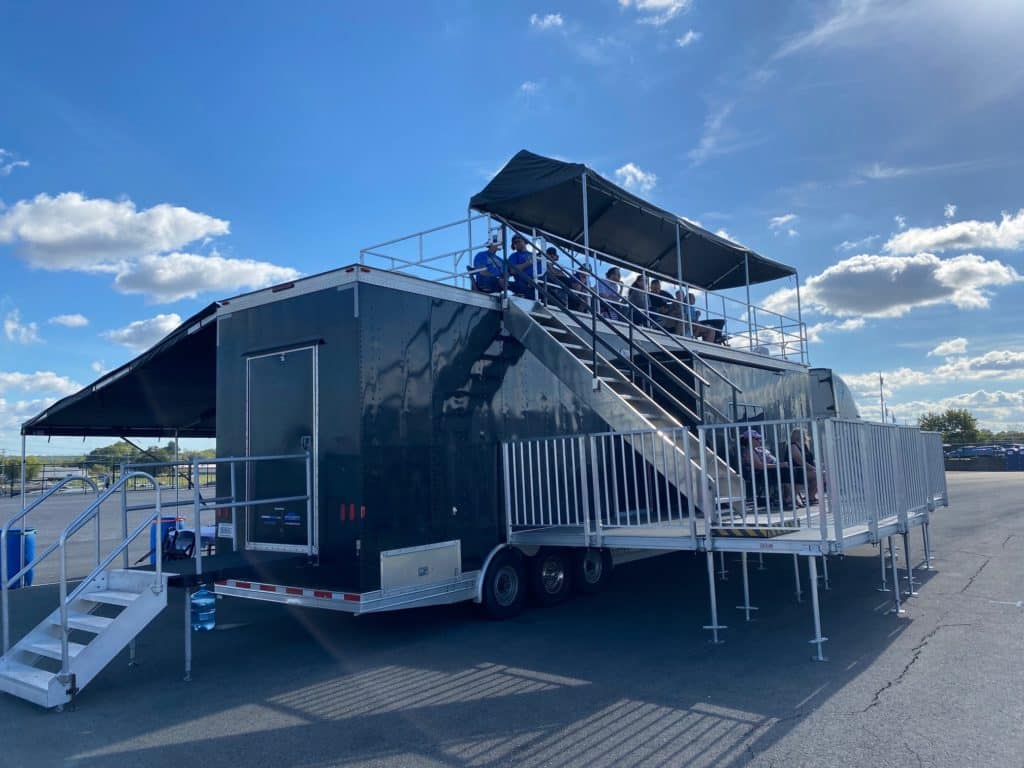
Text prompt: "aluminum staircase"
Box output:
[[0, 569, 168, 708], [504, 300, 742, 504]]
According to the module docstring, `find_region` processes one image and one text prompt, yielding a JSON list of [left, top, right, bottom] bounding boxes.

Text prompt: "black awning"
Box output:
[[469, 150, 796, 289], [21, 304, 218, 438]]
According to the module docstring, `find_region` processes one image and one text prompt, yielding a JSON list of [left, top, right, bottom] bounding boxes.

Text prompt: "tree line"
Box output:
[[918, 408, 1023, 445], [2, 440, 216, 482]]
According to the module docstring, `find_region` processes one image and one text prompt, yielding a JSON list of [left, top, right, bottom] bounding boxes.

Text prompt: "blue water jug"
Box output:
[[190, 587, 216, 631]]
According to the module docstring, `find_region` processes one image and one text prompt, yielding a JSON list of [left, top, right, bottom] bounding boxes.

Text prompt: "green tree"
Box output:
[[919, 408, 981, 444], [2, 456, 42, 481]]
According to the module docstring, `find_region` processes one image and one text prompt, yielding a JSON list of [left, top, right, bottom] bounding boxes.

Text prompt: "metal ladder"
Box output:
[[0, 472, 169, 708]]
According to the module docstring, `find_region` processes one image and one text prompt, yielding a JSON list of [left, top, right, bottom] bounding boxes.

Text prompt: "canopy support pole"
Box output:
[[582, 173, 597, 378], [744, 254, 753, 349], [794, 271, 805, 364], [676, 224, 691, 336]]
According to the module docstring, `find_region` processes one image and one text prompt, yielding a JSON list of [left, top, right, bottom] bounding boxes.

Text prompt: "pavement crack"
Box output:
[[960, 558, 990, 593], [861, 621, 972, 712], [1002, 534, 1015, 549], [903, 740, 924, 768]]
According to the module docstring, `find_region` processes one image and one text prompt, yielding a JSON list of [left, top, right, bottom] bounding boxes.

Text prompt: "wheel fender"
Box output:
[[474, 544, 511, 603]]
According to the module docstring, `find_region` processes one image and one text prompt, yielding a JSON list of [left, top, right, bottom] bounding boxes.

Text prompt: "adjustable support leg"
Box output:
[[877, 541, 890, 592], [129, 639, 137, 668], [807, 555, 828, 662], [717, 551, 729, 581], [887, 536, 905, 616], [792, 554, 803, 603], [735, 552, 759, 621], [757, 552, 766, 571], [703, 551, 726, 644], [821, 555, 831, 591], [184, 591, 192, 682], [921, 522, 933, 570], [902, 531, 918, 597]]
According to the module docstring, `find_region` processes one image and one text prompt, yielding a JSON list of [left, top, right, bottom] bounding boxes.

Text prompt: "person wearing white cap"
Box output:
[[739, 429, 803, 508]]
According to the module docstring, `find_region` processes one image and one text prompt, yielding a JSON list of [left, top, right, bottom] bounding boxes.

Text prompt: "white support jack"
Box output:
[[820, 555, 831, 591], [921, 521, 934, 570], [735, 552, 758, 621], [886, 537, 906, 616], [877, 541, 891, 593], [756, 552, 766, 572], [902, 531, 919, 597], [792, 554, 803, 603], [717, 551, 729, 581], [807, 555, 828, 662], [703, 551, 727, 644]]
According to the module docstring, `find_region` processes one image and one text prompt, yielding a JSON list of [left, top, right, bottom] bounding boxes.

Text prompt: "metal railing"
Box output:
[[503, 418, 946, 554]]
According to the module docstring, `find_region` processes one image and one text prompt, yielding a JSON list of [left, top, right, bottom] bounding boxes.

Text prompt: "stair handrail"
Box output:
[[1, 476, 100, 653], [55, 472, 162, 680], [504, 220, 747, 417]]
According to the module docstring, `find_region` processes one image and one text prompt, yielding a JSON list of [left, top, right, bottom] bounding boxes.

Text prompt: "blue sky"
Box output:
[[2, 0, 1024, 455]]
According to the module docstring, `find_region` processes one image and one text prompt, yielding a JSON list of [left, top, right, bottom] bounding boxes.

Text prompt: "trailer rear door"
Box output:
[[245, 346, 318, 554]]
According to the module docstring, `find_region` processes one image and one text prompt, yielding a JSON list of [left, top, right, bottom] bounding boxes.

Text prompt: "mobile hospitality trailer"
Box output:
[[0, 151, 947, 707]]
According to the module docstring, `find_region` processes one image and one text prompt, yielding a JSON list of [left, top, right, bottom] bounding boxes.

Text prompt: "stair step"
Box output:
[[25, 640, 87, 661], [0, 660, 53, 691], [79, 589, 140, 607], [51, 612, 114, 634]]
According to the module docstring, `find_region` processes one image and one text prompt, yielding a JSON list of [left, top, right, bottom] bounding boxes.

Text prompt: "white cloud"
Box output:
[[933, 350, 1024, 382], [520, 81, 540, 94], [0, 191, 299, 303], [805, 317, 865, 343], [48, 313, 89, 328], [614, 162, 657, 194], [688, 102, 742, 166], [928, 337, 967, 357], [894, 215, 907, 230], [4, 310, 41, 344], [112, 252, 301, 304], [944, 203, 957, 220], [884, 209, 1024, 254], [0, 371, 81, 397], [769, 213, 798, 233], [102, 313, 181, 351], [90, 361, 106, 374], [529, 13, 563, 30], [715, 228, 740, 245], [775, 0, 888, 59], [619, 0, 692, 26], [0, 148, 29, 177], [786, 228, 799, 238], [842, 367, 931, 401], [836, 235, 879, 251], [882, 389, 1024, 431], [676, 30, 701, 47], [762, 252, 1021, 319], [0, 192, 230, 271]]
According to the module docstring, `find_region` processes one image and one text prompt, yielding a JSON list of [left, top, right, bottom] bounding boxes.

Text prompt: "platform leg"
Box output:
[[807, 555, 828, 661], [792, 553, 803, 603], [921, 522, 933, 570], [184, 591, 192, 682], [821, 555, 831, 591], [735, 552, 758, 621], [128, 639, 137, 668], [887, 537, 905, 616], [902, 531, 918, 597], [877, 542, 890, 592], [757, 552, 766, 571], [717, 551, 729, 581], [703, 551, 727, 644]]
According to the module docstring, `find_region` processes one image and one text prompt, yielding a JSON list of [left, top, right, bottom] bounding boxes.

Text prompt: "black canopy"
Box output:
[[21, 304, 218, 438], [470, 150, 796, 290]]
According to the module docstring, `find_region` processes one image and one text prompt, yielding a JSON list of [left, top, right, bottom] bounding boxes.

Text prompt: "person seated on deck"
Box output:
[[628, 275, 651, 327], [739, 428, 803, 508], [647, 279, 678, 334], [508, 235, 543, 297], [597, 267, 626, 320], [541, 246, 573, 305], [470, 238, 505, 293], [788, 428, 820, 504], [568, 264, 593, 312], [679, 291, 716, 342]]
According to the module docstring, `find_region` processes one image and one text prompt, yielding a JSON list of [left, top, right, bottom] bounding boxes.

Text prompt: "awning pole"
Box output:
[[794, 271, 806, 365], [20, 435, 26, 512], [744, 253, 753, 350], [675, 224, 690, 336], [582, 172, 597, 377]]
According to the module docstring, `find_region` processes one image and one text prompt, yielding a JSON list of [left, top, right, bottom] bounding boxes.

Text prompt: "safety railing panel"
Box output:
[[503, 436, 590, 535]]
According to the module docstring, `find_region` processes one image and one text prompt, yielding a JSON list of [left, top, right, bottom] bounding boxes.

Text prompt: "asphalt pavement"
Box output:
[[0, 472, 1021, 767]]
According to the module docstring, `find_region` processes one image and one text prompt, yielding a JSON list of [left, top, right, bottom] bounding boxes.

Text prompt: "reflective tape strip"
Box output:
[[216, 579, 361, 603]]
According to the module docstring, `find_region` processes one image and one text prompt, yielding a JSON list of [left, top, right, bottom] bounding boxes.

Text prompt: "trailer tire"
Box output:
[[574, 548, 612, 594], [480, 548, 527, 620], [529, 548, 574, 606]]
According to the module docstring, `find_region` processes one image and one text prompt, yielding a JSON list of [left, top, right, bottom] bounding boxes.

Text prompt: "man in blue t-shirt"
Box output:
[[471, 239, 505, 293], [507, 235, 544, 296]]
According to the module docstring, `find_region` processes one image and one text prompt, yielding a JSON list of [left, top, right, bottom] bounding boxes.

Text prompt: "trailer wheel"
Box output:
[[574, 548, 612, 594], [529, 548, 574, 605], [480, 548, 527, 620]]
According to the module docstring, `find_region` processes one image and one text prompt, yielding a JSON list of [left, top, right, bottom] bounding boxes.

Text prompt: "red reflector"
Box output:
[[271, 282, 295, 293], [340, 503, 347, 522], [215, 580, 227, 586], [236, 581, 251, 589], [285, 587, 303, 596], [345, 267, 355, 273], [313, 590, 333, 599], [360, 505, 366, 519], [359, 267, 371, 273], [349, 503, 355, 521], [259, 584, 276, 592], [344, 593, 361, 602]]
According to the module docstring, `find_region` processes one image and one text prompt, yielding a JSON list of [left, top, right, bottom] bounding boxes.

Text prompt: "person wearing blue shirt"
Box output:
[[471, 239, 505, 293], [507, 235, 543, 296]]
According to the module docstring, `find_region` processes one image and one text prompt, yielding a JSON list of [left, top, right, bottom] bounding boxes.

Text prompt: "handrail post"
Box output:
[[192, 457, 202, 576], [581, 173, 597, 378], [1, 529, 8, 653], [305, 450, 314, 558], [120, 462, 129, 570], [154, 482, 163, 592], [59, 544, 69, 679], [230, 460, 238, 552]]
